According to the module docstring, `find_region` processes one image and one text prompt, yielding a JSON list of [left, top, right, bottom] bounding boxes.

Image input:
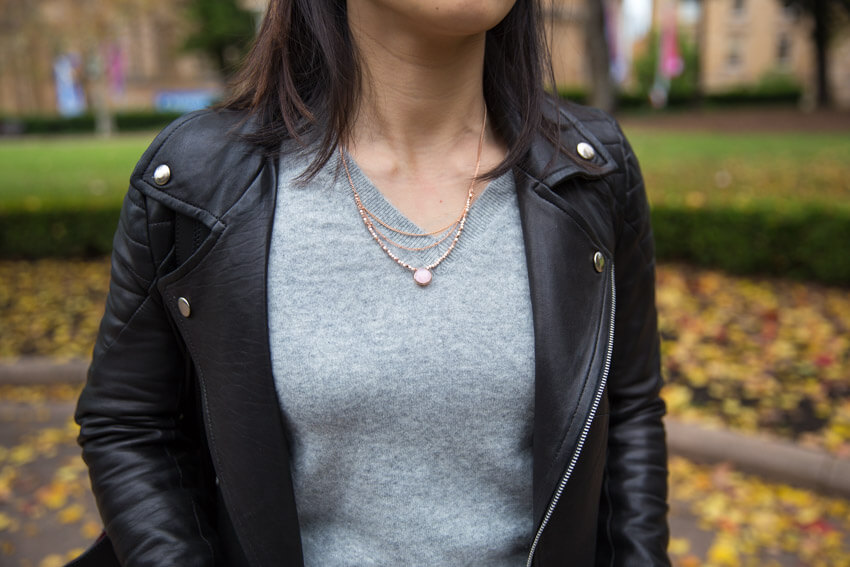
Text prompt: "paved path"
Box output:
[[0, 399, 100, 566], [618, 106, 850, 133]]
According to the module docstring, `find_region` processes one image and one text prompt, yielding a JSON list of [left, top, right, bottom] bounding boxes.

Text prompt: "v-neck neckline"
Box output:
[[336, 152, 515, 270]]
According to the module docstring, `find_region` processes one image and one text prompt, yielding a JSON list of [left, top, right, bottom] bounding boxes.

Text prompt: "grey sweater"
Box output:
[[267, 150, 535, 566]]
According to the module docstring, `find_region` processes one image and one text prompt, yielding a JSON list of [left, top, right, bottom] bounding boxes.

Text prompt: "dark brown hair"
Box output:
[[224, 0, 558, 179]]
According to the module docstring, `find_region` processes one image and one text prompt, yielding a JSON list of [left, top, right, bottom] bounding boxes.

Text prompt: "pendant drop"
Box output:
[[413, 268, 433, 286]]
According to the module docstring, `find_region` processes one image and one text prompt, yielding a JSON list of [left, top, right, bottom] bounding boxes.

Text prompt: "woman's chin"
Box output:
[[350, 0, 517, 38]]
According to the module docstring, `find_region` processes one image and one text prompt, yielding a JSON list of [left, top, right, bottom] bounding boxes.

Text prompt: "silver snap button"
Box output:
[[593, 252, 605, 273], [153, 164, 171, 186], [577, 142, 596, 160], [177, 297, 191, 318]]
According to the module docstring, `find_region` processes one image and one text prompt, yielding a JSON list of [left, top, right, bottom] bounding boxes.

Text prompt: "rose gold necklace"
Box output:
[[340, 107, 487, 287]]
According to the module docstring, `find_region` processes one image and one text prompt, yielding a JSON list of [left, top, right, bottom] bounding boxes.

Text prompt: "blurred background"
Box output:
[[0, 0, 849, 566]]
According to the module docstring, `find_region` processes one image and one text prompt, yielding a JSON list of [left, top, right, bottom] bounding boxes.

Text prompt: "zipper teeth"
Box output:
[[526, 263, 616, 567]]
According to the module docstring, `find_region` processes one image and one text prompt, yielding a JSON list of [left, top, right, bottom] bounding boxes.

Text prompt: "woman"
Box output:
[[74, 0, 670, 565]]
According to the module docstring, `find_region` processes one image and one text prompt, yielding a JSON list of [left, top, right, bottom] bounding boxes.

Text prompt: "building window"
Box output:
[[727, 38, 743, 70], [777, 34, 792, 66], [782, 4, 799, 21], [732, 0, 746, 16]]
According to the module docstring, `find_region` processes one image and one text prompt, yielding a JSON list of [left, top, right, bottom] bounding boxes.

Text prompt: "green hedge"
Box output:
[[556, 80, 802, 110], [0, 110, 185, 135], [1, 204, 848, 286], [652, 206, 850, 286], [0, 208, 120, 258]]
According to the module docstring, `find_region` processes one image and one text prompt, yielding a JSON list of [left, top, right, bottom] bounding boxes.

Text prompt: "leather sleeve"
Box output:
[[75, 183, 220, 566], [596, 124, 670, 565]]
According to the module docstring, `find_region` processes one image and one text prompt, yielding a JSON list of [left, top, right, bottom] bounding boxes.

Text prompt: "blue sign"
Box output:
[[154, 89, 220, 113]]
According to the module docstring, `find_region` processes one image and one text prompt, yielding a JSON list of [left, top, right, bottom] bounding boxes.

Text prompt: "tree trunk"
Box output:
[[585, 0, 615, 112], [695, 0, 706, 104], [88, 51, 115, 136], [812, 0, 832, 108]]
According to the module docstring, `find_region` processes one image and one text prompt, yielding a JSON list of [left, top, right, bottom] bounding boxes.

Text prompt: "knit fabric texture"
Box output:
[[267, 149, 535, 566]]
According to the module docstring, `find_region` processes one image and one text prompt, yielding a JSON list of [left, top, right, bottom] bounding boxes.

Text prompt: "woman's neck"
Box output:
[[343, 1, 509, 232], [347, 2, 490, 164]]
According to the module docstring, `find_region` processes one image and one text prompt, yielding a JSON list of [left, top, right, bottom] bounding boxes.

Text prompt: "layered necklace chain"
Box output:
[[340, 107, 487, 287]]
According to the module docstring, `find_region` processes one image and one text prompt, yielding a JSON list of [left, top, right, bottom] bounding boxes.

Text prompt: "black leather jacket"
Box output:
[[76, 101, 669, 566]]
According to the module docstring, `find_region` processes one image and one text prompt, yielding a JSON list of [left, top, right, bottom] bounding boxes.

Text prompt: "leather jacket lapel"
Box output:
[[516, 114, 618, 532], [157, 158, 303, 565]]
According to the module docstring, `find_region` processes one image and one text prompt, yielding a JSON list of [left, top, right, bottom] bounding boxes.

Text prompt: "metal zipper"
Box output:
[[526, 263, 616, 567]]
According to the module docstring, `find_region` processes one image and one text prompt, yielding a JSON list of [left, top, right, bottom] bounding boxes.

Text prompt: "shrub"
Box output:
[[0, 110, 185, 136], [2, 204, 848, 286], [0, 208, 121, 258], [652, 205, 850, 286]]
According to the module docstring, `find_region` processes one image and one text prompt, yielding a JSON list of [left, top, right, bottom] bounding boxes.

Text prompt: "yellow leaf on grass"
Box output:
[[58, 504, 84, 524], [9, 445, 35, 466], [39, 554, 65, 567], [668, 537, 691, 555], [679, 555, 702, 567], [0, 513, 16, 532], [65, 548, 86, 561], [795, 505, 822, 525], [81, 521, 102, 539], [36, 483, 68, 510], [707, 535, 741, 566]]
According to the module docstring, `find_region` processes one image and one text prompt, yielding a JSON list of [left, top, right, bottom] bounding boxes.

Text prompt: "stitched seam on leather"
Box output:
[[96, 294, 150, 355], [126, 188, 146, 210], [621, 178, 649, 234], [121, 188, 160, 283], [218, 160, 268, 220], [142, 193, 158, 272], [604, 466, 615, 567], [112, 253, 151, 291], [117, 222, 147, 251], [616, 129, 637, 247], [134, 177, 225, 223], [162, 442, 216, 563], [175, 214, 184, 266], [620, 216, 654, 267], [598, 175, 624, 244]]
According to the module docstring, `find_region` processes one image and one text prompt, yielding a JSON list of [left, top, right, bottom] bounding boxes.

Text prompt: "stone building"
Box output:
[[659, 0, 850, 107], [0, 0, 262, 116], [1, 0, 848, 116]]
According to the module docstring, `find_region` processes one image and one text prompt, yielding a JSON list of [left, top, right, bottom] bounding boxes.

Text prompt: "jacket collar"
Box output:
[[522, 101, 618, 187], [133, 103, 617, 223]]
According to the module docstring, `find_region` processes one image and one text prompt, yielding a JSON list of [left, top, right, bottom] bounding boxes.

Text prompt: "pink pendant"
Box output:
[[413, 268, 433, 286]]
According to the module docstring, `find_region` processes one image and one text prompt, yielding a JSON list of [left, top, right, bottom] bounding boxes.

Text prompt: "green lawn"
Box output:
[[0, 134, 155, 212], [1, 129, 848, 212], [623, 129, 850, 212]]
